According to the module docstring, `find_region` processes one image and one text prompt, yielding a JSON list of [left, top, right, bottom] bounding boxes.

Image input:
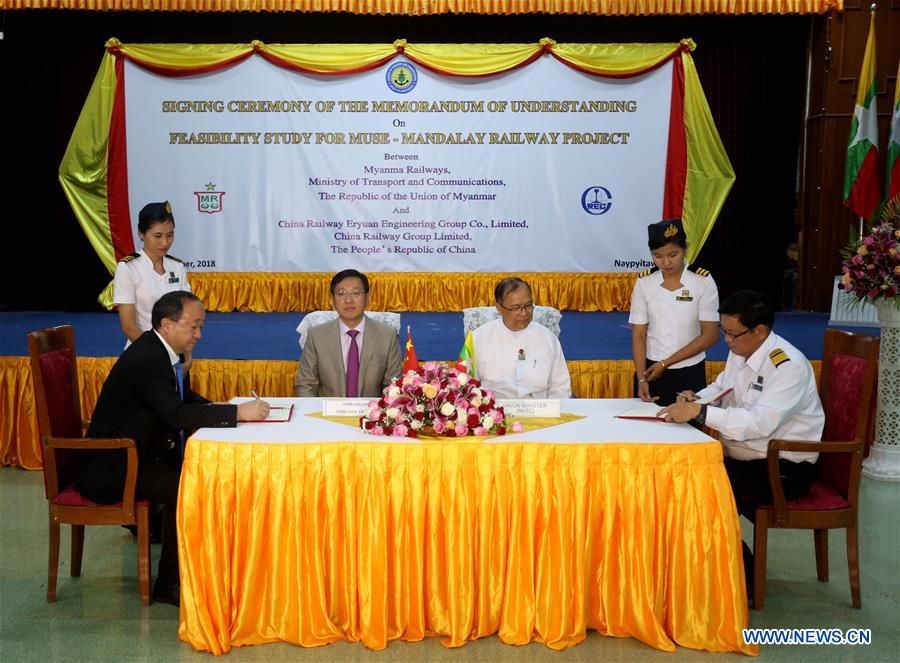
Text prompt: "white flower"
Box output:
[[416, 403, 425, 412], [410, 419, 424, 430], [481, 414, 495, 429], [440, 402, 455, 416], [456, 407, 468, 421], [386, 407, 400, 419], [457, 372, 469, 385], [469, 396, 482, 407], [388, 386, 401, 398]]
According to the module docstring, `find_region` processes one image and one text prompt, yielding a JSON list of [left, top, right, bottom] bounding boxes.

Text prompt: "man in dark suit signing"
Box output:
[[294, 269, 402, 398], [76, 291, 269, 606]]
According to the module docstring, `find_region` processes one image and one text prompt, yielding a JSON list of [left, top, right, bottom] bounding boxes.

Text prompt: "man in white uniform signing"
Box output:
[[659, 290, 823, 595], [472, 277, 571, 399]]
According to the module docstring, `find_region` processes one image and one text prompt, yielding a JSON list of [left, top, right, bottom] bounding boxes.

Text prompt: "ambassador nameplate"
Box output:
[[322, 399, 372, 417]]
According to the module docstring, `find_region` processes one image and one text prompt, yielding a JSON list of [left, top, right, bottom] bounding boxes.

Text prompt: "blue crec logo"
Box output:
[[386, 62, 418, 94], [581, 186, 613, 215]]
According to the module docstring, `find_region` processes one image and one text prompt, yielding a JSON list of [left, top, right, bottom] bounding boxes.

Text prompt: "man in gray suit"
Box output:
[[294, 269, 403, 397]]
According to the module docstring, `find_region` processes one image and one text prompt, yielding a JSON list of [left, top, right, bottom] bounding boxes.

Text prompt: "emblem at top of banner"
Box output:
[[194, 182, 225, 215], [387, 62, 418, 94], [581, 186, 613, 216]]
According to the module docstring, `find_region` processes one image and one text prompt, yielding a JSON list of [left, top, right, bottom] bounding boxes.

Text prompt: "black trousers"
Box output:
[[633, 359, 708, 406], [135, 461, 181, 587], [724, 455, 816, 590]]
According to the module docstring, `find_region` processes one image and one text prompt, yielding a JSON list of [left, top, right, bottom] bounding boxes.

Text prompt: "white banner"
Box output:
[[124, 56, 672, 273]]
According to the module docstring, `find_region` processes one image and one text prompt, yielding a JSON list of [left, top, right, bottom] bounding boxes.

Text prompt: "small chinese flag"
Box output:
[[402, 325, 419, 373], [456, 330, 477, 378]]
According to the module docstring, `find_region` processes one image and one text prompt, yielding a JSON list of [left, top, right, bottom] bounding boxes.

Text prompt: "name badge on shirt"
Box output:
[[750, 381, 764, 392], [675, 289, 693, 302], [168, 271, 180, 284]]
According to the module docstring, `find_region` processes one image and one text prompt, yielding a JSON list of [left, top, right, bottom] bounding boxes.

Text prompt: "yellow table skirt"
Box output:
[[0, 357, 820, 470], [177, 438, 756, 655], [189, 271, 637, 313]]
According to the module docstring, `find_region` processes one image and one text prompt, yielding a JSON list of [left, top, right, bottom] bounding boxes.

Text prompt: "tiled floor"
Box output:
[[1, 467, 897, 662]]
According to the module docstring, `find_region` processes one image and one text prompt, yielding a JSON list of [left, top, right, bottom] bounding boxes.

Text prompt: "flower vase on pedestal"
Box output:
[[862, 301, 900, 481]]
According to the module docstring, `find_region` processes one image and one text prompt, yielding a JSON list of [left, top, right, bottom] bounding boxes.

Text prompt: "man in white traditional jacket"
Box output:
[[472, 277, 571, 399]]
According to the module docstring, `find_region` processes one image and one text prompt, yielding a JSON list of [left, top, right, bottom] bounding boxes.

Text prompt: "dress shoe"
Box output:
[[122, 524, 162, 543], [152, 582, 180, 607]]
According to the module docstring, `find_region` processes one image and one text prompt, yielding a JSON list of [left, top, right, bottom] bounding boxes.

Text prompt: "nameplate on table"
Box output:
[[496, 399, 560, 418], [322, 399, 372, 417]]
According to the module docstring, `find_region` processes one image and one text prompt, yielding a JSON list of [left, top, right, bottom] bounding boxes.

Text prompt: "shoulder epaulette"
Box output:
[[119, 252, 140, 263], [166, 254, 183, 264], [688, 264, 711, 278], [769, 348, 790, 367], [638, 266, 659, 278]]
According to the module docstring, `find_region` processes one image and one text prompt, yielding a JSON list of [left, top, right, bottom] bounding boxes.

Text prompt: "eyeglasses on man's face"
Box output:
[[720, 325, 753, 339], [334, 289, 365, 298], [497, 302, 535, 313]]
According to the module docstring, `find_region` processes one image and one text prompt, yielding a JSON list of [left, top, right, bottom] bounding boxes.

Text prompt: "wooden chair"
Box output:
[[27, 325, 152, 605], [752, 329, 878, 610]]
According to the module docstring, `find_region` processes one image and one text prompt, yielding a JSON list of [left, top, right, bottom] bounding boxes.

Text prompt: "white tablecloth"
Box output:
[[192, 397, 714, 446]]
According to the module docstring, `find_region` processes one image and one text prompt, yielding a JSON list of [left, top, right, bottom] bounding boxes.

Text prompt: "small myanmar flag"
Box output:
[[456, 330, 477, 378], [402, 325, 419, 374], [886, 58, 900, 206], [843, 11, 881, 220]]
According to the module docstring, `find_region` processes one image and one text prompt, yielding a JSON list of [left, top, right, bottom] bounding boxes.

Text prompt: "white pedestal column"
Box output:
[[862, 301, 900, 481]]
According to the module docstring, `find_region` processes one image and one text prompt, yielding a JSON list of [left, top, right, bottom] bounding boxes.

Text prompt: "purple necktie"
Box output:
[[345, 329, 360, 397]]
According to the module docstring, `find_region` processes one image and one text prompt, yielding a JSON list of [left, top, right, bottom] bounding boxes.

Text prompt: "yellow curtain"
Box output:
[[178, 437, 756, 654], [2, 356, 821, 470], [59, 39, 732, 310], [4, 0, 842, 14], [189, 272, 638, 312]]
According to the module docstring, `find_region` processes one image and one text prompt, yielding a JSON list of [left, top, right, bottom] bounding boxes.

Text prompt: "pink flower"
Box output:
[[394, 424, 409, 437], [371, 426, 384, 436], [367, 408, 383, 421], [512, 421, 524, 433], [454, 422, 469, 437], [474, 426, 488, 436], [433, 419, 446, 434], [454, 397, 469, 410], [492, 410, 504, 423]]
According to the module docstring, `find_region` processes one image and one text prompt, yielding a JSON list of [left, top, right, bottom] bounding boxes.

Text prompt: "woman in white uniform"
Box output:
[[114, 201, 192, 366], [629, 219, 719, 405]]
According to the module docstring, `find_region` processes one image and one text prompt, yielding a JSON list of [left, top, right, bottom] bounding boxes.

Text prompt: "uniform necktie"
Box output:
[[346, 330, 360, 397]]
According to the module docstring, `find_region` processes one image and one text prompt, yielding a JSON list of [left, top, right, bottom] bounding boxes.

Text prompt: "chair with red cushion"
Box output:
[[27, 325, 151, 605], [752, 329, 878, 609]]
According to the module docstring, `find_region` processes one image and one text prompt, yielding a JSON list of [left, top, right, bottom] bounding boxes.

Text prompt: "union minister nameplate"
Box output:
[[322, 399, 371, 417], [495, 399, 561, 418]]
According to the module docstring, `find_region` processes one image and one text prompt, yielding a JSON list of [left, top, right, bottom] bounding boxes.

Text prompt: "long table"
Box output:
[[177, 398, 756, 656]]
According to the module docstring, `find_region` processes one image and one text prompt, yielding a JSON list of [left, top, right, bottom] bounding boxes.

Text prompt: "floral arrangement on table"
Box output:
[[359, 362, 522, 438], [838, 215, 900, 307]]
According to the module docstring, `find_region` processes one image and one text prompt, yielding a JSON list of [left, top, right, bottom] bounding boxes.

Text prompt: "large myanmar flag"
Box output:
[[843, 11, 881, 219], [887, 58, 900, 206]]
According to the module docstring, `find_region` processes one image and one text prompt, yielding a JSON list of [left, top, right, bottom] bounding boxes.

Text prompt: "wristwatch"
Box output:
[[693, 403, 708, 425]]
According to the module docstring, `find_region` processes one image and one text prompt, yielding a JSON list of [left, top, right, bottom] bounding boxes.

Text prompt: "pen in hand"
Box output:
[[251, 389, 260, 401]]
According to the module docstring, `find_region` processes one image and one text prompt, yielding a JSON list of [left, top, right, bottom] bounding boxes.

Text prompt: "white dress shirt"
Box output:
[[114, 250, 191, 344], [628, 266, 719, 368], [338, 317, 365, 371], [697, 332, 823, 463], [472, 318, 571, 399]]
